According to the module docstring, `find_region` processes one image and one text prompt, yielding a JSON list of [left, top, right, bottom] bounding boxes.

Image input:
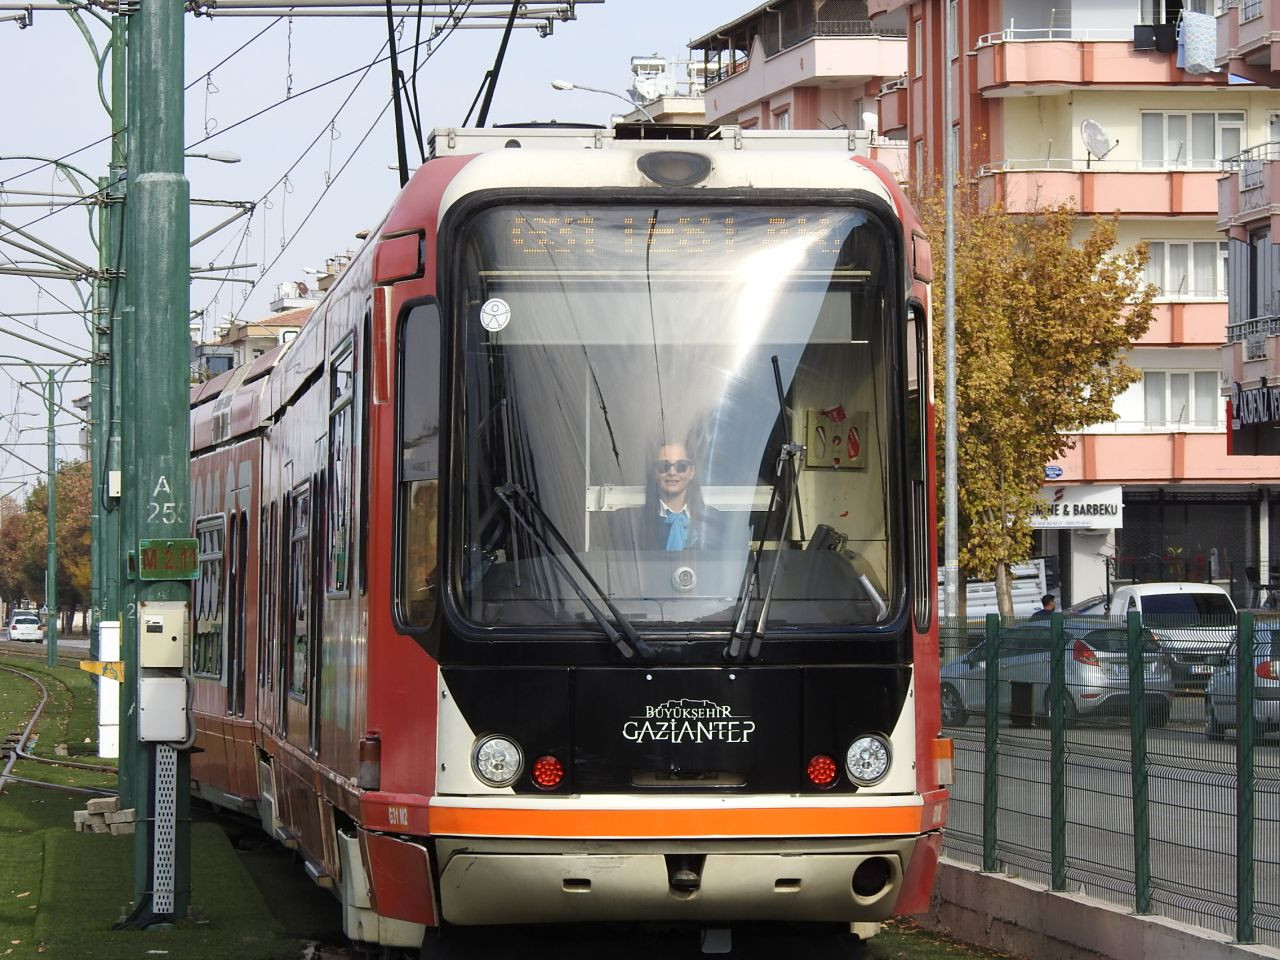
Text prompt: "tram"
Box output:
[[188, 123, 950, 949]]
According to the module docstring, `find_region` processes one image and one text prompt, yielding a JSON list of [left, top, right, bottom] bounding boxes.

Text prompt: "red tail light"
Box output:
[[807, 754, 838, 788], [1072, 639, 1099, 667], [1258, 661, 1279, 681], [531, 755, 565, 789]]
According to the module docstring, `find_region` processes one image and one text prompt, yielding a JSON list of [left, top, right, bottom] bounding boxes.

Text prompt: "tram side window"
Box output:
[[907, 303, 931, 630], [398, 302, 441, 628], [328, 336, 355, 595], [193, 515, 225, 679], [289, 484, 311, 699]]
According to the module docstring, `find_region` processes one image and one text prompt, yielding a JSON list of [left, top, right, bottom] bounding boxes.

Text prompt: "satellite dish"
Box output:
[[1080, 118, 1117, 162]]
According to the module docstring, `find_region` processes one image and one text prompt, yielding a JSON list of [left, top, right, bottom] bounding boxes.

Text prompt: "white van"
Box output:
[[7, 613, 43, 643], [1104, 583, 1236, 686]]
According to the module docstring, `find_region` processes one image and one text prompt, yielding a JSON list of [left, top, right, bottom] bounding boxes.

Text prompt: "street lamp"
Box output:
[[183, 150, 241, 164], [550, 79, 656, 122]]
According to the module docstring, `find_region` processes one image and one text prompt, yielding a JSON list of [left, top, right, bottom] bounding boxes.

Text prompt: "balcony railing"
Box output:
[[1227, 314, 1280, 359], [976, 26, 1134, 46], [981, 157, 1233, 174], [781, 19, 907, 47], [879, 73, 908, 94]]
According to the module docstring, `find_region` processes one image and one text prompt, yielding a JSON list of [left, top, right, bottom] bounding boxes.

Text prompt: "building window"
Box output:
[[1140, 0, 1184, 24], [1143, 370, 1220, 427], [947, 0, 957, 60], [1144, 240, 1227, 299], [914, 139, 925, 190], [1141, 111, 1244, 169], [774, 108, 791, 130], [854, 97, 865, 131], [193, 515, 225, 679], [913, 19, 923, 77]]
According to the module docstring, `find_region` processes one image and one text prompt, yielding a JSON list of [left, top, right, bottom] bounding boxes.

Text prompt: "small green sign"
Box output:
[[138, 538, 200, 581]]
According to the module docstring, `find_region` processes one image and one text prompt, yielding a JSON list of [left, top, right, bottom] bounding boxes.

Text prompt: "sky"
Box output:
[[0, 0, 749, 497]]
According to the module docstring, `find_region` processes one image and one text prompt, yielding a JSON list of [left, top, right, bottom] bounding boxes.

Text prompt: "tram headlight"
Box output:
[[845, 735, 891, 787], [471, 735, 524, 788]]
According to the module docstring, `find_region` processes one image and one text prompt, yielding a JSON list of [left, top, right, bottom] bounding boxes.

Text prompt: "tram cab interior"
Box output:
[[446, 203, 903, 636]]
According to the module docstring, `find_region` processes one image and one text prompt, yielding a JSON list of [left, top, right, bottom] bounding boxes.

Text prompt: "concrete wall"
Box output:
[[922, 858, 1280, 960]]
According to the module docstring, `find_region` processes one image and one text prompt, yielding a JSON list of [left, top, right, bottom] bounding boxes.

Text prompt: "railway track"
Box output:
[[0, 659, 117, 796]]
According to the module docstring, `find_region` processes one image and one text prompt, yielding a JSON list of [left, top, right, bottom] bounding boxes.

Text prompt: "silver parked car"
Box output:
[[940, 624, 1174, 728], [1204, 628, 1280, 740]]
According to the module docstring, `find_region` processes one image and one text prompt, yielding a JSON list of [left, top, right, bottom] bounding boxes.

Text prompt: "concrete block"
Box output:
[[88, 821, 111, 834], [85, 797, 118, 815], [108, 822, 135, 836], [104, 808, 136, 824], [72, 810, 90, 825]]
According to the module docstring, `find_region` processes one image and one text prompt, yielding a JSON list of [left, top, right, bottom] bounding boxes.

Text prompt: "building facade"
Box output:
[[696, 0, 1280, 604], [1218, 1, 1280, 601], [879, 0, 1280, 605]]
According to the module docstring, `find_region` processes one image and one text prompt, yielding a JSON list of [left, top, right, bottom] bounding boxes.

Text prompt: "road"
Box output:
[[944, 692, 1279, 944]]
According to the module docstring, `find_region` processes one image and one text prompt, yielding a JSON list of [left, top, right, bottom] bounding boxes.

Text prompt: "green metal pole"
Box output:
[[1236, 612, 1255, 943], [1126, 609, 1151, 914], [982, 612, 1000, 873], [1049, 611, 1066, 891], [45, 370, 58, 668], [122, 0, 191, 921]]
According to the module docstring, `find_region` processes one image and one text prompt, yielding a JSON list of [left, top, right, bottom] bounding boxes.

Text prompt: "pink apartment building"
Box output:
[[695, 0, 1280, 604]]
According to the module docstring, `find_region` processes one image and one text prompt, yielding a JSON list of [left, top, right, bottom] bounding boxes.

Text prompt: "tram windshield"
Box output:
[[452, 202, 901, 635]]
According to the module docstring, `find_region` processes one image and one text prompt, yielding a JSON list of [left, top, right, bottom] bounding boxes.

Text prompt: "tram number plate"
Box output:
[[138, 539, 200, 581]]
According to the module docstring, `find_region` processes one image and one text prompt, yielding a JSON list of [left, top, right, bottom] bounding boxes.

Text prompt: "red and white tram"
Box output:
[[188, 124, 950, 949]]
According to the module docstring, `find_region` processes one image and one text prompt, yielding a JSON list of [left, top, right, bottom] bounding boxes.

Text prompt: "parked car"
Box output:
[[1065, 594, 1110, 617], [1204, 627, 1280, 740], [6, 613, 43, 643], [940, 624, 1173, 728], [1091, 583, 1237, 687]]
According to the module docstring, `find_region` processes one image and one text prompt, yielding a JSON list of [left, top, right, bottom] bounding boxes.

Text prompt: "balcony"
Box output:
[[704, 20, 906, 88], [974, 28, 1229, 94], [877, 74, 908, 136], [979, 159, 1221, 216], [1217, 0, 1280, 82], [1049, 430, 1280, 482], [1219, 142, 1280, 236], [1140, 302, 1227, 346]]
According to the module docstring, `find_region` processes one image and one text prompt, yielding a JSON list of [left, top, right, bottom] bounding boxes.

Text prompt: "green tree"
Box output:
[[916, 191, 1156, 616]]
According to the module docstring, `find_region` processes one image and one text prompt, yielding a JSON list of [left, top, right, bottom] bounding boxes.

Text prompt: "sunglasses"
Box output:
[[654, 459, 694, 474]]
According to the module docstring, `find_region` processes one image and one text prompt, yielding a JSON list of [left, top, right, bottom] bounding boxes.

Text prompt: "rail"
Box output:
[[980, 157, 1231, 174], [976, 25, 1135, 46], [1226, 314, 1280, 358]]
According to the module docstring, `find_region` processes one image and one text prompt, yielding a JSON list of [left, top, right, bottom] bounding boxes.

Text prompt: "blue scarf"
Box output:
[[664, 510, 690, 551]]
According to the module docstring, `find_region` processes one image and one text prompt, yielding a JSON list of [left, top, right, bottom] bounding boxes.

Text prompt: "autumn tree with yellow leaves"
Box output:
[[915, 190, 1157, 617]]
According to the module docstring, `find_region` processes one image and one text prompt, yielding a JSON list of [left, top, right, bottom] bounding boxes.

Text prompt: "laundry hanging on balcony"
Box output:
[[1180, 11, 1217, 75]]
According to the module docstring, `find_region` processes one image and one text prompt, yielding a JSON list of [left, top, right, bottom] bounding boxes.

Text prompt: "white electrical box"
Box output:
[[138, 676, 187, 742], [138, 600, 187, 668]]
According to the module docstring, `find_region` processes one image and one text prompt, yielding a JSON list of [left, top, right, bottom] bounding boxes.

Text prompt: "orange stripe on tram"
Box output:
[[429, 804, 925, 839]]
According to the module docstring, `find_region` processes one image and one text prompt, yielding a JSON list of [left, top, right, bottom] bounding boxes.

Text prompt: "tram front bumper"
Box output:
[[434, 837, 918, 925]]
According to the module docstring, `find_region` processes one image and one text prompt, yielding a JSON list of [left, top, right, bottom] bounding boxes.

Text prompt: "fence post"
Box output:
[[1236, 612, 1255, 944], [983, 612, 1000, 873], [1049, 610, 1066, 891], [1127, 609, 1152, 914]]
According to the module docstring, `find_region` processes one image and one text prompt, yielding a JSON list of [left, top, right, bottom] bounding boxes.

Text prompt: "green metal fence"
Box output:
[[938, 611, 1278, 945]]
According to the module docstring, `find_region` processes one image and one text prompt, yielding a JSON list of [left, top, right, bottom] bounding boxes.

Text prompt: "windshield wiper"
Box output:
[[494, 482, 653, 661], [726, 356, 806, 662]]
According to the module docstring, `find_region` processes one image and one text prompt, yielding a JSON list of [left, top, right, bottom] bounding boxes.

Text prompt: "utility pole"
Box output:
[[45, 369, 57, 668], [120, 0, 194, 923]]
